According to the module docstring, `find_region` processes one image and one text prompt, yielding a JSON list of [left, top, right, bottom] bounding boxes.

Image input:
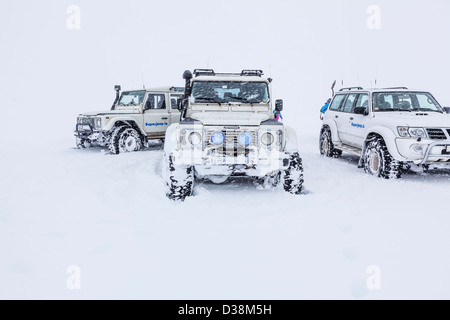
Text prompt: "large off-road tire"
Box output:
[[166, 155, 194, 201], [258, 172, 281, 189], [76, 137, 91, 149], [364, 138, 402, 179], [109, 126, 143, 155], [320, 128, 342, 158], [283, 152, 304, 195]]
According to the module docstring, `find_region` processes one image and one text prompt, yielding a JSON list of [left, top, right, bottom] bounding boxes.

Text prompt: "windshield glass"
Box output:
[[118, 91, 146, 106], [191, 81, 269, 104], [373, 92, 443, 113]]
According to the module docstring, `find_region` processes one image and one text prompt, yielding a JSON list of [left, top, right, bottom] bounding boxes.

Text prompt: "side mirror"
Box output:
[[354, 107, 369, 116], [443, 107, 450, 114], [275, 99, 283, 112], [115, 85, 121, 92]]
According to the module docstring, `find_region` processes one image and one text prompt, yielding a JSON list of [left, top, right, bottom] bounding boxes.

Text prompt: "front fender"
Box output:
[[284, 126, 298, 152], [103, 117, 146, 136], [322, 119, 340, 144], [164, 123, 179, 154], [364, 126, 406, 161]]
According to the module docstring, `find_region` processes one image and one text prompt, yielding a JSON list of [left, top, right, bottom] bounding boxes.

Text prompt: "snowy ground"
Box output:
[[1, 131, 450, 300]]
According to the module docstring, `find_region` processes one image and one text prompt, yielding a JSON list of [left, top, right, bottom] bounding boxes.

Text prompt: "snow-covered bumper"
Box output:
[[395, 138, 450, 165], [74, 124, 108, 145], [170, 147, 292, 178]]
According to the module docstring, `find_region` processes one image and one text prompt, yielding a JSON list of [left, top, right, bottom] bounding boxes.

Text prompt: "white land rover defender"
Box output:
[[320, 87, 450, 178], [164, 69, 304, 200], [75, 86, 184, 154]]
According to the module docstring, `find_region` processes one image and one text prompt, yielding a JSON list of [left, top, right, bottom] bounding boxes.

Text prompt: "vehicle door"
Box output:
[[326, 94, 347, 142], [336, 93, 358, 144], [169, 94, 183, 125], [143, 93, 170, 136], [346, 93, 370, 147]]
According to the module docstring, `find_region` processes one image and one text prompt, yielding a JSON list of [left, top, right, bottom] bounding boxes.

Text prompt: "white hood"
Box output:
[[375, 112, 450, 128], [191, 112, 271, 126]]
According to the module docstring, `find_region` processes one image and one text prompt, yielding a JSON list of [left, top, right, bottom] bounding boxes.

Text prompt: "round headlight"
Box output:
[[211, 131, 225, 146], [239, 131, 253, 146], [409, 128, 426, 138], [261, 133, 274, 146], [189, 132, 202, 145]]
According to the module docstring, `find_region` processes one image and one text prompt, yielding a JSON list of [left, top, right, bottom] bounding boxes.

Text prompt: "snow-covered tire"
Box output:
[[109, 126, 143, 155], [76, 138, 91, 149], [364, 138, 402, 179], [258, 172, 281, 189], [320, 128, 342, 158], [166, 155, 194, 201], [283, 152, 304, 194]]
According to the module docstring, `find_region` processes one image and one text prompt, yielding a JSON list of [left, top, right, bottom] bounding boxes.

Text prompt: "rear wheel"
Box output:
[[109, 126, 143, 154], [320, 128, 342, 158], [364, 138, 402, 179]]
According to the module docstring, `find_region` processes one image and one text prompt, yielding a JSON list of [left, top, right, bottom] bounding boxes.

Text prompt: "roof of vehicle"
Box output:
[[336, 87, 430, 94], [122, 86, 184, 93], [193, 75, 270, 83]]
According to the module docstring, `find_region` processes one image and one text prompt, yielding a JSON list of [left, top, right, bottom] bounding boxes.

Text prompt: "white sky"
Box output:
[[0, 0, 449, 140]]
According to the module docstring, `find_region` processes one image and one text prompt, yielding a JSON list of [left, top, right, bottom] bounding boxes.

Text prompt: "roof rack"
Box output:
[[193, 69, 264, 78], [339, 87, 363, 92], [193, 69, 215, 77], [241, 70, 264, 77], [381, 87, 408, 90]]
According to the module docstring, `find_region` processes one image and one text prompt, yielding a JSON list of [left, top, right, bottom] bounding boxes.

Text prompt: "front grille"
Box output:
[[204, 127, 257, 156], [426, 128, 447, 140]]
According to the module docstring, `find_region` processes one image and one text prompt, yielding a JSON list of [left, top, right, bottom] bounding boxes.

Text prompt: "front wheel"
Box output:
[[320, 128, 342, 158], [364, 138, 402, 179], [166, 155, 194, 201], [283, 152, 304, 194], [109, 126, 143, 154]]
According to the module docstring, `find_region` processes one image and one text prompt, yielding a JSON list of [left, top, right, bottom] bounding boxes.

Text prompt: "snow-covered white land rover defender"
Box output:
[[320, 87, 450, 178], [164, 69, 304, 200], [75, 86, 184, 154]]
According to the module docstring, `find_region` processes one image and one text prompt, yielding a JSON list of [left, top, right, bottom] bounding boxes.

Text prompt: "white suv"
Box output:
[[164, 69, 304, 200], [320, 87, 450, 178]]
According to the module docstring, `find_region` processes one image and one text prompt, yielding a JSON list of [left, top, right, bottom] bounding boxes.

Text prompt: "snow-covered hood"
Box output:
[[79, 108, 141, 117], [190, 112, 271, 126], [375, 112, 450, 128]]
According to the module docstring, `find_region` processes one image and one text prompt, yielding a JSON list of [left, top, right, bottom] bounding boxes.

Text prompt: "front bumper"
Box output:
[[74, 124, 106, 144], [396, 138, 450, 165], [171, 147, 291, 177]]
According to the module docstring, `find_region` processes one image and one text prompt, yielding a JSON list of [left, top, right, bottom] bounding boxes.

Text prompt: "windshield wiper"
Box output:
[[412, 108, 443, 113], [228, 96, 256, 105], [195, 97, 222, 106], [377, 108, 410, 112]]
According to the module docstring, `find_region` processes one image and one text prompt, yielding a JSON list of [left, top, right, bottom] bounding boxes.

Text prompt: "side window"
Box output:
[[145, 94, 166, 110], [170, 94, 183, 109], [355, 94, 369, 112], [329, 95, 346, 111], [342, 94, 358, 113]]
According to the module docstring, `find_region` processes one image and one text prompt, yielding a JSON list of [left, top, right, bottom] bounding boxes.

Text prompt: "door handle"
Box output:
[[350, 117, 354, 121], [162, 117, 168, 120]]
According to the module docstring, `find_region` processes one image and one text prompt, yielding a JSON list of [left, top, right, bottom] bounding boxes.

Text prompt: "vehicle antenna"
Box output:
[[142, 73, 146, 89]]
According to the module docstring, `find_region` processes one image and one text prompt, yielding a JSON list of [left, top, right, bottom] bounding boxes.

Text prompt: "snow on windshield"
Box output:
[[191, 81, 269, 104]]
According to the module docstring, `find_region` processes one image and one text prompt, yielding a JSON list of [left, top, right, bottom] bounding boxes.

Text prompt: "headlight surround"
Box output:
[[409, 127, 426, 138], [94, 117, 102, 130], [239, 131, 253, 147], [188, 132, 202, 145], [397, 126, 427, 138], [211, 131, 225, 146], [261, 132, 274, 146]]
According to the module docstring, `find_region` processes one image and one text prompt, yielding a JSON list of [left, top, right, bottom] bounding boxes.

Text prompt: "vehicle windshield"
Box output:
[[373, 92, 443, 113], [118, 91, 146, 106], [191, 81, 269, 104]]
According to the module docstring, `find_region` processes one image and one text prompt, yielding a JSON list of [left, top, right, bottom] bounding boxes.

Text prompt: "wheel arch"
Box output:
[[107, 119, 146, 138], [362, 127, 406, 162], [321, 119, 340, 144]]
